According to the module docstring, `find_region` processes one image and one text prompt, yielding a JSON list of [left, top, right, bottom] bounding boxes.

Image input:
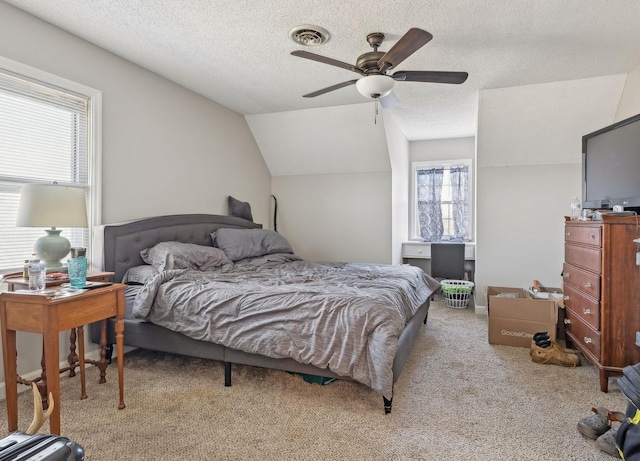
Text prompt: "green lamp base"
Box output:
[[34, 228, 71, 273]]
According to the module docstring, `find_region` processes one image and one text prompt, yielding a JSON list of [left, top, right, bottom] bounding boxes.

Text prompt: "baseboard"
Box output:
[[0, 348, 103, 401], [474, 304, 487, 316]]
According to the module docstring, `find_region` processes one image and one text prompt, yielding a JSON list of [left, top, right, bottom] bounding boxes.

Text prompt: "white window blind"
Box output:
[[0, 68, 90, 270]]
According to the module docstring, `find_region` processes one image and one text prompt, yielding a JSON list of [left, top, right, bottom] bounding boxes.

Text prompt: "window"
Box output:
[[0, 58, 101, 271], [411, 160, 472, 242]]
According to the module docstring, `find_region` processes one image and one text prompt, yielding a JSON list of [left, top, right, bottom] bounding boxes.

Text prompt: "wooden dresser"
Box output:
[[563, 215, 640, 391]]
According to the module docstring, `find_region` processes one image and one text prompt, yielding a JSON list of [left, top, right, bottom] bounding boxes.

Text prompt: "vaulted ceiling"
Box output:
[[5, 0, 640, 141]]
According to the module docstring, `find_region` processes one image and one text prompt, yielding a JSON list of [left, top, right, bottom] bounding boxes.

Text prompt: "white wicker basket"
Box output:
[[440, 279, 475, 309]]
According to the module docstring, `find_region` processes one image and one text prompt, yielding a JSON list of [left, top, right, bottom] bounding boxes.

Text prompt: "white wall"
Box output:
[[271, 172, 391, 263], [384, 112, 410, 264], [475, 75, 627, 310], [615, 63, 640, 121], [411, 137, 476, 163], [0, 2, 271, 389], [246, 104, 390, 176], [249, 103, 393, 264]]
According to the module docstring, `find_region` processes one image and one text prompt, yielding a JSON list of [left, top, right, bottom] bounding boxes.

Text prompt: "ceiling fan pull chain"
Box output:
[[374, 98, 379, 124]]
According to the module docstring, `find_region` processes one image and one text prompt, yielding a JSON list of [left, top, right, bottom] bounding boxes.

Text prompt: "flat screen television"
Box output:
[[582, 113, 640, 211]]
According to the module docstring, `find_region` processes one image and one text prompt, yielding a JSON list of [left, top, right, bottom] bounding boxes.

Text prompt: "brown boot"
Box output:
[[551, 340, 579, 355], [530, 340, 581, 367]]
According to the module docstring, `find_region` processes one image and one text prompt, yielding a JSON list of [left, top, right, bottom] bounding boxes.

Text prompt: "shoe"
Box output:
[[531, 332, 577, 355], [530, 340, 581, 367], [578, 407, 613, 439], [595, 420, 623, 458], [533, 331, 549, 341], [550, 340, 579, 355]]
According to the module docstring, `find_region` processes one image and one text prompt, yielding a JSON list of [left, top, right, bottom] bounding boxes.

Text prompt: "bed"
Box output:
[[91, 214, 438, 413]]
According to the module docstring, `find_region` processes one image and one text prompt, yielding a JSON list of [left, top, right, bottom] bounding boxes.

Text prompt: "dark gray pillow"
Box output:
[[140, 241, 232, 271], [122, 265, 158, 285], [228, 196, 253, 222], [211, 228, 293, 261]]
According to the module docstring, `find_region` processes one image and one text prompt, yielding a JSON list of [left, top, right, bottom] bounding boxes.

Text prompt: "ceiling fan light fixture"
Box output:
[[288, 25, 330, 46], [356, 75, 395, 99]]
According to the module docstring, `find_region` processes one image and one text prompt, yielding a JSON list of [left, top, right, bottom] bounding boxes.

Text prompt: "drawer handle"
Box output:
[[564, 318, 571, 325], [587, 234, 595, 239], [564, 295, 570, 301], [583, 282, 591, 288], [583, 308, 591, 315], [563, 272, 570, 278], [584, 337, 593, 344], [566, 232, 571, 236]]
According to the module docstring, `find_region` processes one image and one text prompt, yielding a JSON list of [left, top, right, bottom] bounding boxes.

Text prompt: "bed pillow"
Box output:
[[122, 265, 158, 285], [211, 228, 293, 261], [140, 241, 232, 271], [228, 196, 253, 222]]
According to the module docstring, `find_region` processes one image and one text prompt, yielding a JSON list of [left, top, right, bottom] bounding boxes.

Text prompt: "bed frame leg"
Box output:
[[383, 396, 393, 414], [224, 362, 231, 387]]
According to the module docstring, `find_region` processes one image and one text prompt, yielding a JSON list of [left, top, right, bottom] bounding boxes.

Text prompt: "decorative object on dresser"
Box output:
[[562, 215, 640, 391], [16, 183, 88, 273]]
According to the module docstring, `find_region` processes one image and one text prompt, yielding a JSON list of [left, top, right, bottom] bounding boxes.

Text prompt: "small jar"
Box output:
[[22, 259, 30, 280]]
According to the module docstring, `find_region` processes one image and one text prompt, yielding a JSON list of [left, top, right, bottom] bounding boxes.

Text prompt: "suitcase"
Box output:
[[0, 432, 84, 461]]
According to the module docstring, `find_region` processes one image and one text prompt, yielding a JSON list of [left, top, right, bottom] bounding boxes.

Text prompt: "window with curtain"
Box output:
[[412, 160, 472, 242], [0, 64, 100, 272]]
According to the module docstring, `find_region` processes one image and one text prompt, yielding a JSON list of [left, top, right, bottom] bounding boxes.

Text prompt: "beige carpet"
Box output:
[[0, 296, 629, 460]]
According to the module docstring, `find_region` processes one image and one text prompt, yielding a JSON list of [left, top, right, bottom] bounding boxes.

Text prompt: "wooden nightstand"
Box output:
[[5, 271, 115, 387], [0, 284, 126, 435], [4, 271, 114, 292]]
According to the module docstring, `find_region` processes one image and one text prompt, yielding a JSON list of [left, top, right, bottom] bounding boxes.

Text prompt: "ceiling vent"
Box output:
[[288, 25, 330, 46]]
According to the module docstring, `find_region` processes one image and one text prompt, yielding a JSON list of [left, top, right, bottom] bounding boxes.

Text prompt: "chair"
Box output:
[[430, 243, 467, 300]]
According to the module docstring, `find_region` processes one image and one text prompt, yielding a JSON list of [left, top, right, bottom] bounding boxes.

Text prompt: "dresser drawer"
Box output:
[[565, 244, 601, 273], [564, 226, 601, 246], [564, 309, 601, 360], [562, 283, 600, 330], [562, 263, 600, 300]]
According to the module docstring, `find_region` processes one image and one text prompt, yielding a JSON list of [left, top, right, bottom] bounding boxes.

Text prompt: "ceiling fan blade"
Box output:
[[302, 80, 358, 98], [379, 91, 399, 109], [392, 70, 469, 84], [378, 28, 433, 73], [291, 50, 365, 76]]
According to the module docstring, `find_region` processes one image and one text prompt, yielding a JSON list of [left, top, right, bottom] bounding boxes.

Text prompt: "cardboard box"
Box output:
[[486, 286, 562, 348]]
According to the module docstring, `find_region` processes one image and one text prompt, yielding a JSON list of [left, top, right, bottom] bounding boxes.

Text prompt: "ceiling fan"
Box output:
[[291, 28, 468, 108]]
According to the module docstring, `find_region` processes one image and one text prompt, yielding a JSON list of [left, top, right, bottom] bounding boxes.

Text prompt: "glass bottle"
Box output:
[[28, 255, 45, 291], [570, 197, 581, 220], [68, 247, 87, 288]]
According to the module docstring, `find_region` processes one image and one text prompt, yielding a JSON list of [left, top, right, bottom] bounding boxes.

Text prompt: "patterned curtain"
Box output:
[[417, 167, 444, 242], [450, 165, 469, 241]]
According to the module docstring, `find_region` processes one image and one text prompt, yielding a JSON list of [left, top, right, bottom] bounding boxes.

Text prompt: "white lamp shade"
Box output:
[[356, 75, 395, 99], [17, 184, 88, 228]]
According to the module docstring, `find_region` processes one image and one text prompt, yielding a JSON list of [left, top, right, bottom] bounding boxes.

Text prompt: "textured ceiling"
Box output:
[[4, 0, 640, 140]]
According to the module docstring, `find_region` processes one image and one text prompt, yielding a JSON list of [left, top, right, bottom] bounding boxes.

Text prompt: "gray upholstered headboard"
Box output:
[[98, 214, 262, 282]]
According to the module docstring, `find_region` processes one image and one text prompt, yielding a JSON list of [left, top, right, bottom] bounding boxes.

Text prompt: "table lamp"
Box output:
[[16, 184, 88, 273]]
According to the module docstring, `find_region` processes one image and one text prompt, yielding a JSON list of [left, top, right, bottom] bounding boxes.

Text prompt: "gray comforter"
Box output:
[[132, 256, 437, 398]]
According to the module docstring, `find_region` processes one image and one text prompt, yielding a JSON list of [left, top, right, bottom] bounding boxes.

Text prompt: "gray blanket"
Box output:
[[132, 257, 437, 398]]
